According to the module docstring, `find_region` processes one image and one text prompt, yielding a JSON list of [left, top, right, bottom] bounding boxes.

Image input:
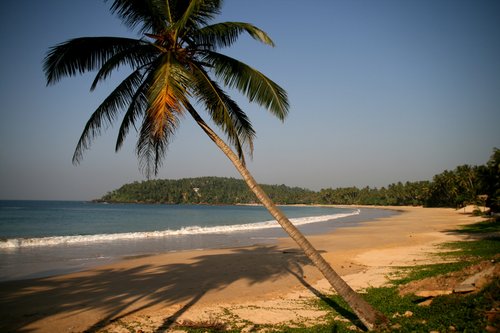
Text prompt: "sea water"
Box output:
[[0, 201, 397, 281]]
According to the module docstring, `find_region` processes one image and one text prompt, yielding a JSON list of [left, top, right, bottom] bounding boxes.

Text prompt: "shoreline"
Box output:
[[0, 206, 394, 282], [0, 206, 485, 332]]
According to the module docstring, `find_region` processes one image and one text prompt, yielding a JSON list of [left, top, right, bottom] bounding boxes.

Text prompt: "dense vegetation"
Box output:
[[99, 177, 317, 205], [99, 148, 499, 212]]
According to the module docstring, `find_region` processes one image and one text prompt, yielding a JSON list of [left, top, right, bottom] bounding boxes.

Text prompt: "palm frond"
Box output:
[[44, 37, 145, 85], [204, 51, 289, 120], [115, 80, 149, 151], [173, 0, 222, 32], [107, 0, 167, 33], [136, 111, 177, 178], [147, 53, 188, 132], [72, 68, 145, 164], [194, 22, 274, 50], [190, 62, 255, 162], [135, 52, 189, 176], [90, 44, 157, 91]]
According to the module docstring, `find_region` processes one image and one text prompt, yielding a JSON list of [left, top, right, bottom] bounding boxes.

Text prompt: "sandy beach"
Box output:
[[0, 206, 486, 332]]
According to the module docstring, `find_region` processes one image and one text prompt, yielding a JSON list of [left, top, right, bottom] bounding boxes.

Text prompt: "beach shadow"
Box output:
[[444, 217, 500, 240], [0, 245, 313, 332], [285, 263, 365, 331]]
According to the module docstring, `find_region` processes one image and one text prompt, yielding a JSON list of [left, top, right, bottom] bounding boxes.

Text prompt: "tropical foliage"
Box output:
[[100, 148, 500, 212], [99, 176, 316, 204], [317, 181, 430, 206]]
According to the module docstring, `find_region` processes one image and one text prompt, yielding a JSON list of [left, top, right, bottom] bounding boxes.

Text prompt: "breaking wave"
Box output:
[[0, 209, 360, 249]]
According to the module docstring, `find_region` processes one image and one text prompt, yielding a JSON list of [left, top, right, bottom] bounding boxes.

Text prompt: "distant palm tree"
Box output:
[[44, 0, 386, 329]]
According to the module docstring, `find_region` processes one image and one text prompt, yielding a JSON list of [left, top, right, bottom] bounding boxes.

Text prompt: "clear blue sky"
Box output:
[[0, 0, 499, 200]]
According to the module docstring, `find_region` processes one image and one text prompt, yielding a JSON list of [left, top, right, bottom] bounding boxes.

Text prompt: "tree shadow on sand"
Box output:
[[285, 264, 364, 331], [0, 245, 335, 332]]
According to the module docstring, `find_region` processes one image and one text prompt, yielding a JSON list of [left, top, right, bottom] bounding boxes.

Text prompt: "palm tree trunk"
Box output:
[[187, 108, 388, 330]]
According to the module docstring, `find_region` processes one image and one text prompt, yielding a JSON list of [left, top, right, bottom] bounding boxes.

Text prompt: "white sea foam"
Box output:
[[0, 210, 360, 249]]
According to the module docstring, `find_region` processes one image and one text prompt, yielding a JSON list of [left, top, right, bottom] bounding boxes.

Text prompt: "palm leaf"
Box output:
[[173, 0, 222, 33], [204, 51, 289, 120], [44, 37, 144, 85], [190, 62, 255, 161], [72, 68, 145, 164], [90, 43, 157, 91], [194, 22, 274, 50], [136, 111, 176, 178], [107, 0, 167, 33], [135, 52, 189, 176], [115, 79, 149, 151]]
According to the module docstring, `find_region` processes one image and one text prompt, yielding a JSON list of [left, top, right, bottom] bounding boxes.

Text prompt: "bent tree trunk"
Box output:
[[188, 108, 388, 330]]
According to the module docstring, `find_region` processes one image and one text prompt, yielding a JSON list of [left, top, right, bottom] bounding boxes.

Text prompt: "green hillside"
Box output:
[[98, 176, 316, 205]]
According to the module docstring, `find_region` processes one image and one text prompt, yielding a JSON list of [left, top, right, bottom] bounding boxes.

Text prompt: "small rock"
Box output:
[[417, 299, 433, 307], [391, 323, 402, 330], [404, 310, 413, 318], [415, 290, 452, 297], [453, 284, 476, 293], [449, 325, 457, 331], [392, 312, 401, 318]]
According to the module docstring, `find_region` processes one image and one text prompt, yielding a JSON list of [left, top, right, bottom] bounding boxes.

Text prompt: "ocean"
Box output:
[[0, 201, 397, 281]]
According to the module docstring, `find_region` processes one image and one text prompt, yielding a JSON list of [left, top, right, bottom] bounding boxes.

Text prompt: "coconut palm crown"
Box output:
[[44, 0, 288, 177]]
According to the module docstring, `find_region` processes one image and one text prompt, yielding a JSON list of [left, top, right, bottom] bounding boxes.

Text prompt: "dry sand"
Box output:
[[0, 206, 486, 332]]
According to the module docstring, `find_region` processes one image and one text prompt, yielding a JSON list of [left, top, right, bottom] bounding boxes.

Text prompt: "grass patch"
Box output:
[[391, 261, 471, 286], [304, 281, 499, 333], [441, 237, 500, 261], [458, 216, 500, 234], [174, 317, 233, 333]]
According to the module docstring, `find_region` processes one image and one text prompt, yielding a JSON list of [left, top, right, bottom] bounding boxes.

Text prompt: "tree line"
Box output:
[[99, 148, 499, 212]]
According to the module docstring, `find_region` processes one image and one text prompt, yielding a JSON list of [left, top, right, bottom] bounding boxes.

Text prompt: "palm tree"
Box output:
[[43, 0, 387, 329]]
